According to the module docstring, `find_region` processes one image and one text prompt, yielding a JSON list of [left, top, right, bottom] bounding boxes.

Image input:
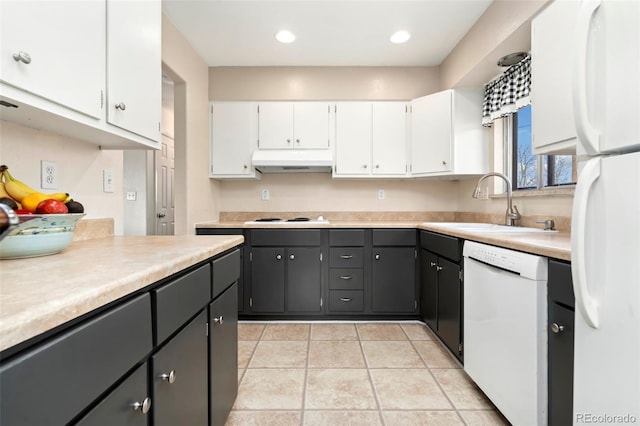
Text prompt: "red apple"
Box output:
[[15, 209, 33, 215], [35, 199, 68, 214]]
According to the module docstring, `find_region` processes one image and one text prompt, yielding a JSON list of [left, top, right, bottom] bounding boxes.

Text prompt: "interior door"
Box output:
[[155, 134, 175, 235]]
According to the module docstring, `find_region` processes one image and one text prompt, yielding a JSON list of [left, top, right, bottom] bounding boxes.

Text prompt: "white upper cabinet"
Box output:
[[0, 0, 105, 119], [334, 102, 408, 178], [334, 103, 372, 176], [107, 0, 161, 143], [0, 0, 161, 149], [258, 102, 330, 150], [209, 102, 260, 179], [410, 88, 487, 177], [531, 0, 579, 155], [372, 102, 407, 175]]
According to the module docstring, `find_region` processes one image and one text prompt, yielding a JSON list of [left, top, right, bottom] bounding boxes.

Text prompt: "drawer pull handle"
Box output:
[[340, 298, 352, 302], [131, 397, 151, 414], [214, 316, 224, 325], [160, 370, 176, 384], [339, 275, 353, 280], [340, 254, 353, 259], [551, 323, 564, 334]]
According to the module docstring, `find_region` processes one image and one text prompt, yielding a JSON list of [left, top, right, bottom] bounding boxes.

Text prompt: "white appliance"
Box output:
[[571, 0, 640, 423], [463, 241, 548, 426]]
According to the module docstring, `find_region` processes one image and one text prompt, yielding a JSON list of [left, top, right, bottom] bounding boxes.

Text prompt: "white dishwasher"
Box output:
[[463, 241, 548, 426]]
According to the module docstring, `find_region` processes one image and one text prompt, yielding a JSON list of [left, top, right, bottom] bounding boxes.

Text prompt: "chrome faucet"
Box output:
[[472, 172, 521, 226]]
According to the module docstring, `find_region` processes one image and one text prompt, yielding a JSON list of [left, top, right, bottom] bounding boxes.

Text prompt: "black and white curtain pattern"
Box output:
[[482, 54, 531, 126]]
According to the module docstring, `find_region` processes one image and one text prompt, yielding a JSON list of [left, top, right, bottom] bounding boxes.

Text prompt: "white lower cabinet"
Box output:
[[334, 102, 408, 178], [410, 88, 488, 177], [209, 102, 260, 179]]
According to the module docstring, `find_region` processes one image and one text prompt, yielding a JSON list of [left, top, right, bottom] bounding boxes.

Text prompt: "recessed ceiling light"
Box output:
[[275, 30, 296, 44], [390, 30, 411, 44]]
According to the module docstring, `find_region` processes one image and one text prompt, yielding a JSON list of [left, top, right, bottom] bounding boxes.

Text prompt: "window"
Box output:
[[509, 105, 576, 190]]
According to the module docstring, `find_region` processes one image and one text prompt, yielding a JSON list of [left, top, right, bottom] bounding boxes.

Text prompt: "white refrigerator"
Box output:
[[571, 0, 640, 424]]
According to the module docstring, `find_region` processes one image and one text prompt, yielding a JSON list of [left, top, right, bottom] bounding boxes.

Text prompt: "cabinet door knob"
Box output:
[[296, 139, 300, 144], [12, 51, 31, 64], [160, 370, 176, 384], [363, 164, 368, 169], [436, 265, 443, 271], [551, 322, 564, 333], [375, 254, 380, 260], [214, 316, 224, 325], [276, 254, 282, 260], [287, 139, 291, 144], [131, 397, 151, 414], [115, 102, 127, 111], [430, 261, 437, 268], [375, 164, 379, 169], [289, 254, 295, 260], [340, 254, 353, 259], [157, 212, 166, 218], [243, 164, 248, 169], [339, 275, 353, 280], [340, 298, 352, 302]]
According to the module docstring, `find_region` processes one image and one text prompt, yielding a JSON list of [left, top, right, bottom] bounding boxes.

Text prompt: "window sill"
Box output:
[[490, 186, 575, 199]]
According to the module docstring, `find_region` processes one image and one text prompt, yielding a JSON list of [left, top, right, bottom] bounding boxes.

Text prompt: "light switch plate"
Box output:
[[41, 160, 57, 189], [103, 169, 114, 193]]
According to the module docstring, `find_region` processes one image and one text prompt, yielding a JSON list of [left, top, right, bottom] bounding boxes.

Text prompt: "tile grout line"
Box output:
[[300, 324, 311, 426]]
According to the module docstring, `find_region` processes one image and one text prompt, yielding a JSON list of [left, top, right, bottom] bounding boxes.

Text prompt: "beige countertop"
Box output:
[[196, 220, 571, 261], [0, 235, 244, 353]]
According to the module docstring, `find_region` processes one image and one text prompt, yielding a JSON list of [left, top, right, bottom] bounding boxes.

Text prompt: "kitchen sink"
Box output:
[[422, 222, 558, 233]]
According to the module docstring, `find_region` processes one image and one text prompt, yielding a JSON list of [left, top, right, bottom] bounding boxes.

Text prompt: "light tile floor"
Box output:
[[229, 321, 511, 426]]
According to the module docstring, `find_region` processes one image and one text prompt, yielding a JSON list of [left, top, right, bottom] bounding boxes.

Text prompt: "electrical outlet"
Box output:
[[378, 189, 385, 200], [41, 160, 57, 189], [261, 189, 270, 200], [103, 169, 114, 193], [126, 191, 137, 201]]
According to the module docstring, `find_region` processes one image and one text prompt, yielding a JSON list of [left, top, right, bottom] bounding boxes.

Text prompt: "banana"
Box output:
[[0, 165, 68, 203], [0, 181, 12, 199]]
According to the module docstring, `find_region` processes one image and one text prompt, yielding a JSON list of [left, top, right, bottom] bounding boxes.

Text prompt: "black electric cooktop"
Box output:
[[254, 217, 311, 222]]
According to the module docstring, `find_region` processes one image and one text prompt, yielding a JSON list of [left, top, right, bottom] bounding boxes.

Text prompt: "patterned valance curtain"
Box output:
[[482, 54, 531, 127]]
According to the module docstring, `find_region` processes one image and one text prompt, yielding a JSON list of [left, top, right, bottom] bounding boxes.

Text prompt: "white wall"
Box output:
[[0, 120, 124, 233]]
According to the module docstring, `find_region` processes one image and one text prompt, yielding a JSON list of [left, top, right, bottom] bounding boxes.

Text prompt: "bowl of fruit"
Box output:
[[0, 165, 85, 259]]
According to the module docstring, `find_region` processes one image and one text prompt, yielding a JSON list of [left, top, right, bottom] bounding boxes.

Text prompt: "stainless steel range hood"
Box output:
[[251, 149, 333, 173]]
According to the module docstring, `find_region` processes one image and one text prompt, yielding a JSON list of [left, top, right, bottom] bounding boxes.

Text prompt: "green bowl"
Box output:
[[0, 213, 85, 259]]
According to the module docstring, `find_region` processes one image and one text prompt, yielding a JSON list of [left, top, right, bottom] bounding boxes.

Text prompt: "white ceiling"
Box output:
[[162, 0, 494, 67]]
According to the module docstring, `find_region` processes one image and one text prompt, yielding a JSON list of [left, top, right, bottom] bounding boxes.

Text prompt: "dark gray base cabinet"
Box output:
[[0, 248, 241, 426], [249, 230, 323, 315], [210, 283, 238, 426], [548, 260, 575, 426], [419, 230, 463, 362], [371, 247, 416, 313], [152, 310, 208, 426]]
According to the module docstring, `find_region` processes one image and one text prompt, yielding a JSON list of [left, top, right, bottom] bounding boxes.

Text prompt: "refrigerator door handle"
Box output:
[[572, 157, 601, 328], [573, 0, 602, 156]]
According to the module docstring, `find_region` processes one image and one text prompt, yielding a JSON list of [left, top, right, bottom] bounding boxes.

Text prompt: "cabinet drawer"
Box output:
[[76, 363, 148, 426], [213, 249, 240, 299], [329, 269, 364, 290], [329, 290, 364, 312], [251, 229, 321, 246], [549, 260, 574, 308], [420, 230, 461, 262], [372, 229, 416, 246], [330, 247, 364, 267], [329, 229, 365, 246], [154, 264, 211, 344], [0, 294, 152, 426]]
